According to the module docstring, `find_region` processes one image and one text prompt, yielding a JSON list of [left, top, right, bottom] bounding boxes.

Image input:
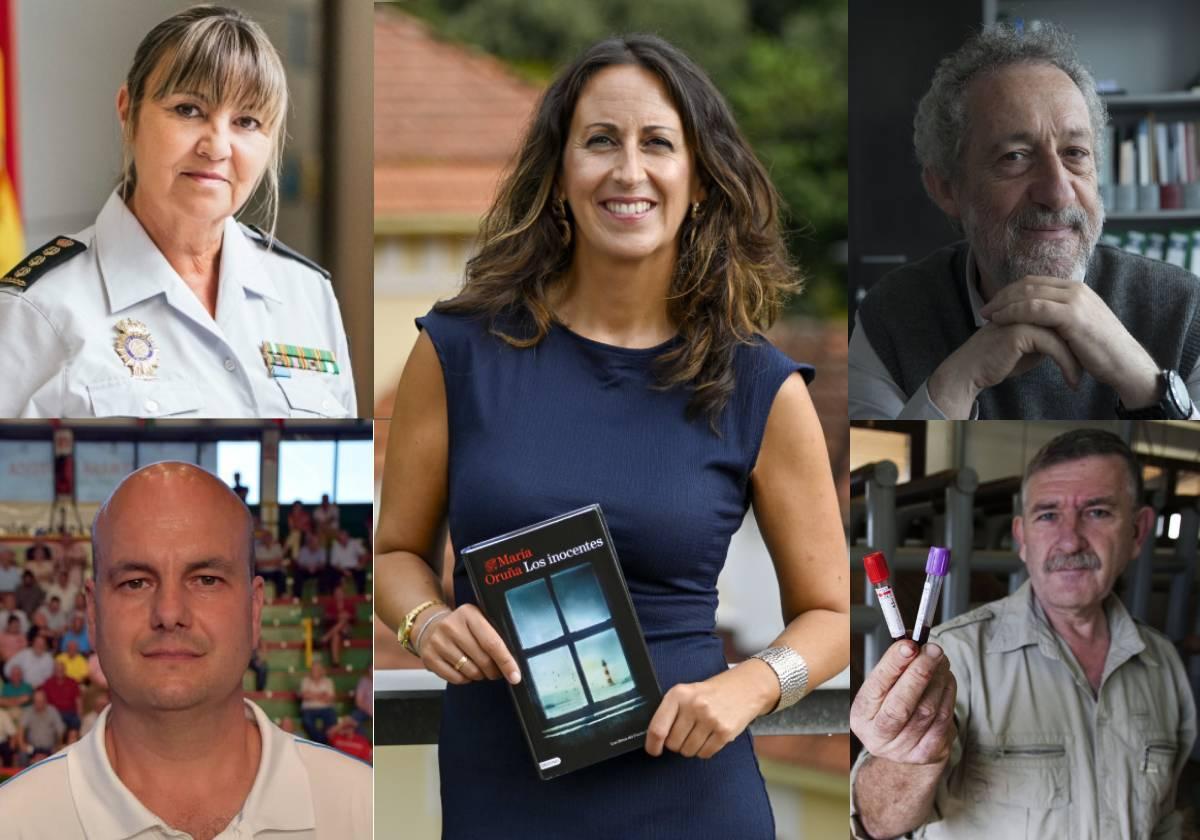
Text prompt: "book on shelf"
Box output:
[[461, 505, 662, 780]]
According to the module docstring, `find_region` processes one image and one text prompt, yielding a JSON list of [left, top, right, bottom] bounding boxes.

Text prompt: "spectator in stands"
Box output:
[[56, 639, 89, 683], [34, 595, 68, 646], [5, 633, 53, 688], [85, 650, 107, 689], [0, 700, 15, 767], [61, 538, 89, 589], [232, 471, 250, 502], [254, 530, 287, 598], [352, 663, 371, 736], [14, 570, 44, 618], [60, 613, 91, 655], [321, 583, 355, 667], [247, 640, 269, 693], [23, 542, 54, 586], [0, 591, 29, 636], [0, 664, 32, 718], [328, 716, 371, 763], [41, 659, 82, 731], [16, 689, 64, 763], [294, 531, 329, 599], [850, 429, 1197, 839], [0, 454, 370, 834], [313, 494, 340, 547], [0, 614, 27, 664], [80, 691, 108, 736], [299, 659, 338, 744], [46, 569, 79, 613], [284, 500, 312, 561], [0, 548, 20, 593], [330, 530, 367, 594]]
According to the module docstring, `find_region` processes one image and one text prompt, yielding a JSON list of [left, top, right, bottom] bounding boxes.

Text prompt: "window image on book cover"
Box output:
[[462, 505, 662, 780]]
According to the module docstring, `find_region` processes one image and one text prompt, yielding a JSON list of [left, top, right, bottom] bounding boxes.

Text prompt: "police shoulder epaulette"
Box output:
[[240, 224, 331, 280], [0, 237, 87, 291]]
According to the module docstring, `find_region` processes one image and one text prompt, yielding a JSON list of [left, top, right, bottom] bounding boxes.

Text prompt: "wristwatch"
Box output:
[[1116, 369, 1192, 420]]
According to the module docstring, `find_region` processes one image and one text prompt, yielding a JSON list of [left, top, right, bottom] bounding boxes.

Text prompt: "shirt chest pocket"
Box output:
[[957, 743, 1071, 838], [274, 376, 350, 418], [86, 378, 202, 417]]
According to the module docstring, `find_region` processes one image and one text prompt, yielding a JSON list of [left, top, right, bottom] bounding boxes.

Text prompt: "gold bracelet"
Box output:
[[398, 599, 444, 655]]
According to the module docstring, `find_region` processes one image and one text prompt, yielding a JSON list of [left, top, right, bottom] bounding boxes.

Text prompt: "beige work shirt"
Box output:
[[851, 581, 1196, 839]]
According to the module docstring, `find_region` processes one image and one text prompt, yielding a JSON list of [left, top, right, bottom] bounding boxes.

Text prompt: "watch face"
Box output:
[[1169, 370, 1191, 415]]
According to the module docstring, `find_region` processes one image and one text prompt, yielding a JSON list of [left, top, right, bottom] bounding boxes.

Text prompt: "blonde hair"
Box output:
[[119, 5, 288, 236]]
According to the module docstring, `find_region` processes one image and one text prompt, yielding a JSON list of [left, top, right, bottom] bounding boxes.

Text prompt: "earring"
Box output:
[[690, 202, 700, 220], [554, 197, 572, 247]]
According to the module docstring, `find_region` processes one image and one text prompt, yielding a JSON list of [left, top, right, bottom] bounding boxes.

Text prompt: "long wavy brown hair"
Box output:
[[436, 34, 801, 427]]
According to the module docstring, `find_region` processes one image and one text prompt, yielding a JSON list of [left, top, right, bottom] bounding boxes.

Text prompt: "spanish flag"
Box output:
[[0, 0, 22, 274]]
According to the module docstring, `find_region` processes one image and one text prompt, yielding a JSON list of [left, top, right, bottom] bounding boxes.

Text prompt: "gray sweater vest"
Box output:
[[857, 242, 1200, 419]]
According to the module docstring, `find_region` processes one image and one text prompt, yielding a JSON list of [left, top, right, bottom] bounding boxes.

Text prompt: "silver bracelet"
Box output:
[[751, 645, 809, 712], [413, 609, 451, 657]]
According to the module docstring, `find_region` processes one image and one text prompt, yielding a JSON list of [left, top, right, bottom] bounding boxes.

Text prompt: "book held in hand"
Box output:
[[462, 504, 662, 780]]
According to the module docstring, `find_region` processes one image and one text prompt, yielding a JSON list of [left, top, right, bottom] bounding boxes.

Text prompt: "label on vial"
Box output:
[[875, 586, 906, 638], [913, 579, 934, 636]]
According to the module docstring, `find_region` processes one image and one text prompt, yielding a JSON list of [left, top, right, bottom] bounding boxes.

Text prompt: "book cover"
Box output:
[[461, 505, 662, 780]]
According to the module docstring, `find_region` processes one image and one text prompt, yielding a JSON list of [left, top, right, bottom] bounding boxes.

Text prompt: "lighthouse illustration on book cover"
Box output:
[[462, 504, 662, 780]]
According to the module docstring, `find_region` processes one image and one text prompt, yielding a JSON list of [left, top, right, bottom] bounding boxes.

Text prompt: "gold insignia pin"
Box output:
[[43, 246, 60, 256], [28, 255, 44, 267], [13, 267, 30, 278], [55, 238, 74, 248], [113, 319, 159, 379]]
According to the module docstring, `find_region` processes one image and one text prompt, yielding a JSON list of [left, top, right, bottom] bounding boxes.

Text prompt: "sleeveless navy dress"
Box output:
[[417, 308, 813, 840]]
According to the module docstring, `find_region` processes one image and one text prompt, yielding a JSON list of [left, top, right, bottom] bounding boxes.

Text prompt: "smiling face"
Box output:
[[118, 61, 274, 227], [558, 64, 702, 264], [1014, 455, 1152, 614], [928, 62, 1103, 291], [86, 463, 262, 714]]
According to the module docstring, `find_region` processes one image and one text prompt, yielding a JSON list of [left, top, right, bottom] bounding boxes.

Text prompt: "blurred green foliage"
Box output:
[[385, 0, 847, 318]]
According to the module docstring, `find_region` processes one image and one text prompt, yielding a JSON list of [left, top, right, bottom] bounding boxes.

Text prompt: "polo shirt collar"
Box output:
[[66, 699, 316, 839]]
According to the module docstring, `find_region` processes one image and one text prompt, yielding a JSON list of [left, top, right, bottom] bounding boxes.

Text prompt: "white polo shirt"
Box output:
[[0, 699, 371, 839]]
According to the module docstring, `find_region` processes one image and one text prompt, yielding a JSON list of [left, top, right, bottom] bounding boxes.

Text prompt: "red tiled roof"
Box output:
[[374, 8, 542, 219]]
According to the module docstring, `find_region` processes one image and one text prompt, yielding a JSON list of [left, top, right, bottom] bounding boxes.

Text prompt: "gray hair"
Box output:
[[913, 23, 1107, 183], [119, 5, 288, 237]]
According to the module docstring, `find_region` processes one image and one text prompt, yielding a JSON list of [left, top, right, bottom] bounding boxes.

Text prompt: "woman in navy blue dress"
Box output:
[[376, 34, 849, 839]]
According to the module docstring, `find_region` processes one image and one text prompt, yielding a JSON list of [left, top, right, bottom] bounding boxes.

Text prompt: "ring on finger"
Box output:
[[453, 654, 470, 673]]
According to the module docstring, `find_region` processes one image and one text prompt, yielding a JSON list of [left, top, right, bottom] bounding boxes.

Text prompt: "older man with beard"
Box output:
[[849, 430, 1196, 839], [850, 24, 1200, 419]]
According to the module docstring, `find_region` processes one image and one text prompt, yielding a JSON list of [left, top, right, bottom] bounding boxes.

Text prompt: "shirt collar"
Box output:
[[984, 578, 1153, 669], [66, 699, 316, 839], [96, 191, 283, 315]]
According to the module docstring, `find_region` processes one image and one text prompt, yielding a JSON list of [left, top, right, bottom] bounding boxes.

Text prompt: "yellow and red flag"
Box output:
[[0, 0, 22, 274]]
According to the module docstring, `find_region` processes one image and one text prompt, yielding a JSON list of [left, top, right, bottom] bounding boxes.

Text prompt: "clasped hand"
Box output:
[[928, 274, 1159, 418]]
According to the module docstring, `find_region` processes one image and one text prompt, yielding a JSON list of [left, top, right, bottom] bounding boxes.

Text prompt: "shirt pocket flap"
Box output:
[[961, 744, 1071, 809], [275, 377, 350, 417], [87, 379, 202, 417]]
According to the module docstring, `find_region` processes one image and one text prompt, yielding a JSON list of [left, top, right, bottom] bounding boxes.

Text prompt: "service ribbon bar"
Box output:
[[260, 341, 340, 375]]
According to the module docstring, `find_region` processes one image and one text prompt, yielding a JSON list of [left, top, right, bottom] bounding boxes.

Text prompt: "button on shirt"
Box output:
[[0, 699, 372, 839], [0, 192, 356, 418], [850, 582, 1197, 840]]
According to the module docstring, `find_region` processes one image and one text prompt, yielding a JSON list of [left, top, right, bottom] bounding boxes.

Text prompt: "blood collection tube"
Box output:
[[863, 551, 907, 640], [912, 547, 950, 645]]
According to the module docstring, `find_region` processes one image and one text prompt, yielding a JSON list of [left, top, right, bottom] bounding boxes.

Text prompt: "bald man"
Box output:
[[0, 462, 371, 839]]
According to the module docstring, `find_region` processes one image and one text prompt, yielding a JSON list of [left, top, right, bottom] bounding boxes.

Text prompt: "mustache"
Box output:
[[1044, 551, 1101, 573], [138, 637, 208, 656], [1008, 206, 1090, 236]]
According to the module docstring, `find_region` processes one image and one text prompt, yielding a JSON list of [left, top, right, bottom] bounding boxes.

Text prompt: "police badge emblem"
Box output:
[[113, 319, 159, 378]]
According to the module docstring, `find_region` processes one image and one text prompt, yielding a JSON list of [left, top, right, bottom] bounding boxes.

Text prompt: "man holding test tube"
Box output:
[[849, 429, 1196, 839]]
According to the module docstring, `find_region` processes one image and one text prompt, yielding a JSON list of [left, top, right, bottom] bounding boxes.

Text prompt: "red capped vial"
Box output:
[[863, 551, 906, 640]]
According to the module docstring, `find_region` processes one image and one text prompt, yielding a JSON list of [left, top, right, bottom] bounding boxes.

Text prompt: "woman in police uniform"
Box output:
[[0, 6, 355, 418]]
